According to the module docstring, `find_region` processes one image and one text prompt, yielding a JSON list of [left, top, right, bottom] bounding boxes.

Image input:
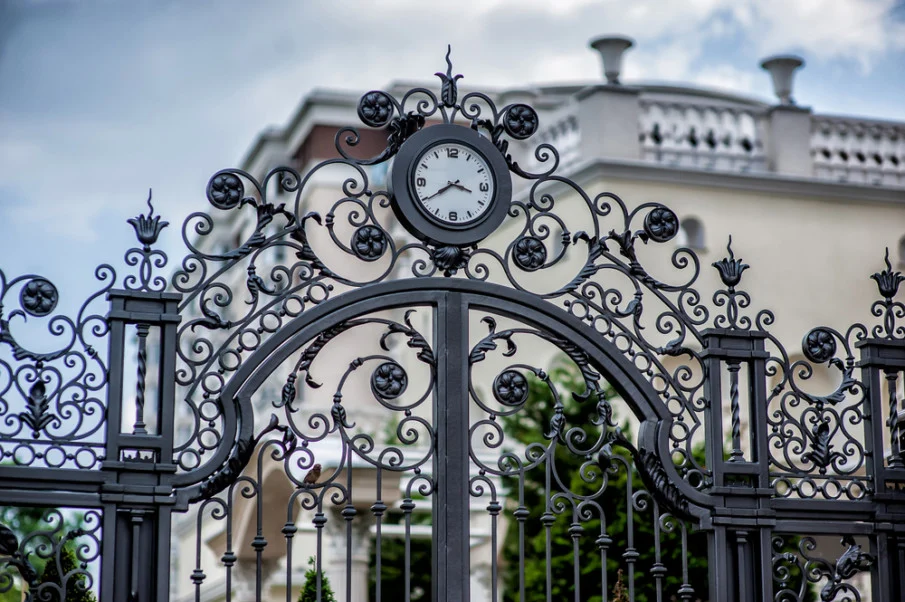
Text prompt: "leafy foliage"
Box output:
[[35, 545, 97, 602], [299, 556, 337, 602], [0, 508, 88, 602], [500, 359, 710, 601]]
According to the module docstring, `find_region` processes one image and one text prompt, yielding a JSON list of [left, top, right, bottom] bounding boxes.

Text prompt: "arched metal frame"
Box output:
[[0, 49, 903, 602]]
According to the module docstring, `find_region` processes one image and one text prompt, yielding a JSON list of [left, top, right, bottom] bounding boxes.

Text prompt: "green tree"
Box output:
[[500, 359, 710, 602], [35, 545, 97, 602], [0, 508, 88, 602], [299, 556, 337, 602]]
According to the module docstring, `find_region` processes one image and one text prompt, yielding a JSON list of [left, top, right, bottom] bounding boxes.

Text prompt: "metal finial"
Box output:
[[128, 188, 169, 250], [436, 44, 463, 108], [712, 235, 749, 290], [444, 44, 453, 78], [871, 246, 904, 301]]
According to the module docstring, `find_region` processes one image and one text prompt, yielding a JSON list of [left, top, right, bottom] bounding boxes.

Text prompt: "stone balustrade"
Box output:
[[811, 115, 905, 187]]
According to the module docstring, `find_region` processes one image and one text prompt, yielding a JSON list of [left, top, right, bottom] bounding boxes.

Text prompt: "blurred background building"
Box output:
[[170, 35, 905, 601]]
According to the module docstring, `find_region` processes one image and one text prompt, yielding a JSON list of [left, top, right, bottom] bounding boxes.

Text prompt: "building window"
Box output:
[[898, 235, 905, 268], [676, 217, 705, 250]]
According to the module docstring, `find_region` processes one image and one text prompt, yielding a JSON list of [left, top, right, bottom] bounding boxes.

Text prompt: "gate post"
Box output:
[[858, 336, 905, 602], [701, 328, 774, 601], [100, 289, 182, 602]]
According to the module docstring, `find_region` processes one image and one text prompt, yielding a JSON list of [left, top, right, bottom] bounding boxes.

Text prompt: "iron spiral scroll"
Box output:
[[0, 46, 901, 602]]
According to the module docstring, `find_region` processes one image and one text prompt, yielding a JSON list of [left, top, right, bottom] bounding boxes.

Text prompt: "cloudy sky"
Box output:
[[1, 0, 904, 315]]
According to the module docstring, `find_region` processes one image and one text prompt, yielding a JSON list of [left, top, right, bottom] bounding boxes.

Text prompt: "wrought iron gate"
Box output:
[[1, 53, 904, 602]]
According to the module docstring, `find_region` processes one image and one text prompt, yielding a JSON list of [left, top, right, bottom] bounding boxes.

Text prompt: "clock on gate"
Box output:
[[389, 124, 513, 247]]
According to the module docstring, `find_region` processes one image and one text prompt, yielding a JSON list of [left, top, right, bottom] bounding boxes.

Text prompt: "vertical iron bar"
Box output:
[[133, 323, 150, 435], [651, 501, 663, 602], [727, 360, 743, 462], [130, 512, 142, 602], [678, 523, 694, 601], [516, 477, 527, 602], [598, 523, 610, 602], [571, 512, 581, 602], [373, 468, 385, 602], [624, 459, 637, 601], [283, 502, 297, 602], [489, 496, 499, 602], [886, 370, 903, 468], [432, 292, 470, 602], [345, 451, 354, 602], [543, 456, 553, 602], [314, 507, 325, 602], [402, 496, 414, 602], [736, 530, 753, 602]]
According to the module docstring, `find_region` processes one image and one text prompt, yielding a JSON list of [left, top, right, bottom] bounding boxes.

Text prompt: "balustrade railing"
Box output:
[[639, 98, 768, 174], [811, 116, 905, 187]]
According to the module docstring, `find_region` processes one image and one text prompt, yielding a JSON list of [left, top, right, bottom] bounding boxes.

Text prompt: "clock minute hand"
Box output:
[[422, 183, 454, 201]]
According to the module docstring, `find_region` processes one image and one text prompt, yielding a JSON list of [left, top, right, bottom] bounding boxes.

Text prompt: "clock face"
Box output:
[[412, 142, 495, 227]]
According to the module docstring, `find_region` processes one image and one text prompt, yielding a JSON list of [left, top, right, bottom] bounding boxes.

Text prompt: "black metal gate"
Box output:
[[1, 53, 904, 602]]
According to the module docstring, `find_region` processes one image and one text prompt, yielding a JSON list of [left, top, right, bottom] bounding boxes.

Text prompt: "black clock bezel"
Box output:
[[389, 124, 513, 247]]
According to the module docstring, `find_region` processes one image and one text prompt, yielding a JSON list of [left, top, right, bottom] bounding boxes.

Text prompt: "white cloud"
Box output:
[[693, 64, 758, 95], [737, 0, 905, 71]]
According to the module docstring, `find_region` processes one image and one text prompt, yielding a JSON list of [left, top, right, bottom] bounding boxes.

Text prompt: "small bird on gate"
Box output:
[[303, 463, 322, 487]]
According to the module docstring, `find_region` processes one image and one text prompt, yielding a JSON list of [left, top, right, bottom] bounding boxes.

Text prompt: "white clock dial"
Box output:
[[412, 142, 495, 226]]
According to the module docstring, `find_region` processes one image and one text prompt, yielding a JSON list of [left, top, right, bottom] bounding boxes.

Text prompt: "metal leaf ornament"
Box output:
[[20, 379, 54, 438], [435, 45, 463, 108]]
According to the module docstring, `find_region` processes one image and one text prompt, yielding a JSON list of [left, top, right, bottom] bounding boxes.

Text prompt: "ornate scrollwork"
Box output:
[[0, 510, 102, 597], [772, 535, 874, 602], [712, 236, 751, 329]]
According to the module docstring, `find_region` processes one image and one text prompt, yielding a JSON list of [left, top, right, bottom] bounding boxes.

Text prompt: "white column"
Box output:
[[766, 105, 813, 177], [575, 85, 642, 161]]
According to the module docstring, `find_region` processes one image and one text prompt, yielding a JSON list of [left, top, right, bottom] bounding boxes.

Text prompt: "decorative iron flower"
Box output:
[[20, 278, 58, 317], [493, 370, 528, 406], [371, 361, 408, 399], [712, 236, 749, 290], [208, 173, 244, 210], [352, 226, 387, 261], [127, 190, 169, 250], [643, 207, 679, 243], [431, 245, 470, 276], [871, 248, 904, 300], [513, 237, 547, 271], [803, 328, 836, 364], [503, 104, 539, 140], [357, 91, 394, 128]]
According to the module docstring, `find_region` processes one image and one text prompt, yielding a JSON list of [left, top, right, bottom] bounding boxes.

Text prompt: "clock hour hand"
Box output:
[[448, 181, 472, 193]]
